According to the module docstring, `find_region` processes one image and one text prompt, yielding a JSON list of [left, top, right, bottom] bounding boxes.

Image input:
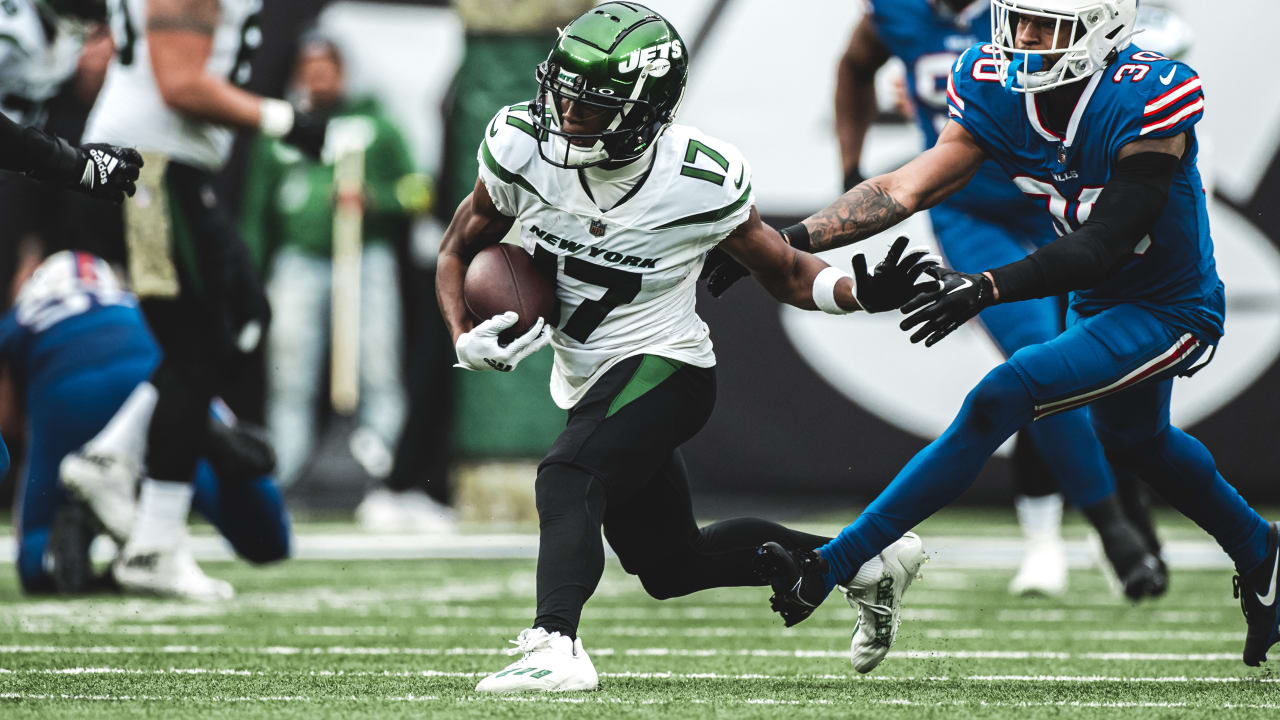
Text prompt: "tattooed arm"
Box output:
[[146, 0, 280, 130], [805, 121, 988, 252]]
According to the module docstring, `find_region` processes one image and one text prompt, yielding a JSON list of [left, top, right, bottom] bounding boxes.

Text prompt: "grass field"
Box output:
[[0, 511, 1276, 719]]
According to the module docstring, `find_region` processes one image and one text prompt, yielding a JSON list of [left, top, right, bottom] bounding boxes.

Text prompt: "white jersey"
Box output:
[[477, 102, 755, 409], [0, 0, 81, 126], [83, 0, 261, 171]]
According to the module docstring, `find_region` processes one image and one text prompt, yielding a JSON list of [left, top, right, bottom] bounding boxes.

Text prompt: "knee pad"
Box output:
[[534, 464, 604, 525], [961, 363, 1032, 434]]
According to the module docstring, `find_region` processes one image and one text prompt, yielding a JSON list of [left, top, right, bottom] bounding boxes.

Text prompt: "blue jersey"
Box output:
[[868, 0, 1044, 230], [947, 43, 1223, 340], [0, 251, 159, 401]]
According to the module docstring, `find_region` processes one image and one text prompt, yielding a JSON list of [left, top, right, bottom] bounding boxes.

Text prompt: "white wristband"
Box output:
[[812, 266, 854, 315], [259, 98, 295, 139]]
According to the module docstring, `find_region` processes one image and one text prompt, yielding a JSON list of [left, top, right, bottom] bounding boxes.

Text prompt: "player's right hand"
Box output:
[[74, 143, 143, 204], [283, 110, 328, 160], [454, 312, 550, 372]]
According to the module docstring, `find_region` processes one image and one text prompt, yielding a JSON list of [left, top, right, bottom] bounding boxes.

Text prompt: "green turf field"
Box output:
[[0, 513, 1276, 718]]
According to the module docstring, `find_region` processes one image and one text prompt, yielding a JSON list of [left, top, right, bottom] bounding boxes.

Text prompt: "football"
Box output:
[[463, 243, 556, 345]]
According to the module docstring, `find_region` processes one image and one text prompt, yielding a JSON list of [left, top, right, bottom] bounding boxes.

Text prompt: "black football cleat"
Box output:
[[48, 499, 102, 594], [1235, 522, 1280, 667], [754, 542, 829, 627]]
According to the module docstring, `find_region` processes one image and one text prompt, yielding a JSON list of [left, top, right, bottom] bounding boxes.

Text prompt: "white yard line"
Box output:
[[3, 622, 1241, 643], [3, 691, 1277, 710], [0, 533, 1236, 567], [4, 667, 1277, 684], [0, 645, 1249, 661]]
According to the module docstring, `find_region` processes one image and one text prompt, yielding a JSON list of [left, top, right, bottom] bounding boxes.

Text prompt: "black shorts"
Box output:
[[541, 354, 715, 489]]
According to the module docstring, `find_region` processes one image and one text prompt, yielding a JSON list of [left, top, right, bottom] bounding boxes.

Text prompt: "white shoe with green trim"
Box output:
[[844, 532, 926, 674], [474, 628, 598, 693]]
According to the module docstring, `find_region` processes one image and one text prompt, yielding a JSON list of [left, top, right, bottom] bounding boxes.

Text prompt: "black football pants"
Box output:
[[533, 355, 830, 640]]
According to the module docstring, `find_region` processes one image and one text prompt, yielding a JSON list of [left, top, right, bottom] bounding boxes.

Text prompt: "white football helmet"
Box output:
[[990, 0, 1139, 93]]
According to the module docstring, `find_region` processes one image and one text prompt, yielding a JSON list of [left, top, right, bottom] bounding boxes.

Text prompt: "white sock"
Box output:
[[129, 478, 194, 550], [1015, 494, 1064, 542], [85, 381, 158, 466]]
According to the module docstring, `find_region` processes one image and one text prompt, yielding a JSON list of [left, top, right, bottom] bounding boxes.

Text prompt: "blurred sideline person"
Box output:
[[1, 251, 289, 595], [58, 0, 325, 599], [240, 35, 432, 530], [827, 0, 1190, 598], [438, 3, 939, 692]]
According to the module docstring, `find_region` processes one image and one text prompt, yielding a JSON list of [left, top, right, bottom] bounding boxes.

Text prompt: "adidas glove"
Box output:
[[260, 98, 327, 160], [71, 143, 144, 204], [899, 267, 996, 346], [850, 236, 940, 313], [455, 312, 550, 372]]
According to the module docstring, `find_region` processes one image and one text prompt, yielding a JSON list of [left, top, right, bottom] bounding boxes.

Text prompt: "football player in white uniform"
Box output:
[[57, 0, 324, 601], [437, 3, 937, 693]]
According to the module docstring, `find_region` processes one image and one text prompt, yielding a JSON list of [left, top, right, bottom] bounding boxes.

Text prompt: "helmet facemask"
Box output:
[[532, 60, 672, 170], [990, 0, 1138, 94]]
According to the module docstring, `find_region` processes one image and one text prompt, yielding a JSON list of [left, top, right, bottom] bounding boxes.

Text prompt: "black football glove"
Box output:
[[899, 267, 996, 346], [72, 143, 144, 204], [283, 109, 328, 160], [700, 246, 750, 297], [850, 236, 940, 313]]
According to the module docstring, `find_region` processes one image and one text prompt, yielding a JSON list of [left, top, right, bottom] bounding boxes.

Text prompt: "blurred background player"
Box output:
[[0, 250, 289, 596], [58, 0, 324, 598], [240, 33, 430, 529]]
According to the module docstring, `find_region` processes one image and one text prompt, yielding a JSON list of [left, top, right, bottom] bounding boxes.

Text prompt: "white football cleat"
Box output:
[[113, 538, 234, 601], [1010, 494, 1068, 597], [843, 532, 926, 674], [59, 449, 139, 542], [355, 488, 457, 534], [475, 628, 599, 693], [1010, 536, 1069, 597]]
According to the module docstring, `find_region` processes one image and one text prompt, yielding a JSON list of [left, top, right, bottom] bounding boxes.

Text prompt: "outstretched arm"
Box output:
[[717, 207, 857, 311], [718, 207, 938, 314], [900, 134, 1187, 346], [802, 121, 987, 252]]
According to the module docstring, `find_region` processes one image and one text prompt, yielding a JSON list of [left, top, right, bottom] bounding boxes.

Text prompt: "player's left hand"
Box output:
[[700, 247, 750, 297], [75, 143, 143, 203], [851, 235, 940, 313], [899, 267, 995, 346]]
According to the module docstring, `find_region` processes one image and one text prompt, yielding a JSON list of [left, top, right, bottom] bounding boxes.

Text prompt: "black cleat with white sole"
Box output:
[[754, 542, 829, 627], [1235, 522, 1280, 666]]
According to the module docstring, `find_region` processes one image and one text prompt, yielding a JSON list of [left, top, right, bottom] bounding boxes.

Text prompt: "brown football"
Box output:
[[463, 243, 556, 345]]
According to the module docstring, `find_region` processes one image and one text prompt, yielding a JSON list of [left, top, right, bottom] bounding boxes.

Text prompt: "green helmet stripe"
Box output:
[[654, 183, 752, 231], [480, 139, 548, 206]]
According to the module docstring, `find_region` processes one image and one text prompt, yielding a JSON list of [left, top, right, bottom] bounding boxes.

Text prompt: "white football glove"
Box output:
[[455, 311, 550, 372]]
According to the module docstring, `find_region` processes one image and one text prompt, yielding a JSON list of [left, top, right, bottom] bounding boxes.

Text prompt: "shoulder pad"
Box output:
[[946, 43, 1008, 121], [480, 103, 540, 176], [646, 125, 753, 232], [1108, 51, 1204, 139]]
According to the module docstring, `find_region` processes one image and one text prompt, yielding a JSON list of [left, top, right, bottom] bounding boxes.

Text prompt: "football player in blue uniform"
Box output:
[[755, 0, 1280, 669], [832, 0, 1168, 598], [1, 251, 291, 596]]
